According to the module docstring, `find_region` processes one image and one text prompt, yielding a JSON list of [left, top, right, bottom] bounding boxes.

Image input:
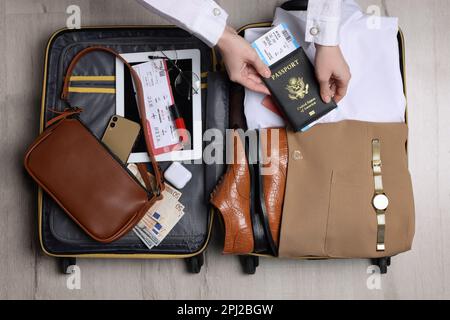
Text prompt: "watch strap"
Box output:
[[376, 209, 386, 251], [372, 139, 383, 193], [372, 139, 386, 252]]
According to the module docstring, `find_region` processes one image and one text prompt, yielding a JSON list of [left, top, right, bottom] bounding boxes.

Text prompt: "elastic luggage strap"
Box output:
[[59, 46, 165, 195]]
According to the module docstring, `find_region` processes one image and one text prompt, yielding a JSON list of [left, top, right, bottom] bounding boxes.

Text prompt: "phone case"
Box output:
[[101, 115, 141, 163]]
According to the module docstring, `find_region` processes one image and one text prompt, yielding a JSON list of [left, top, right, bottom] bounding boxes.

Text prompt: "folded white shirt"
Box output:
[[244, 0, 406, 130]]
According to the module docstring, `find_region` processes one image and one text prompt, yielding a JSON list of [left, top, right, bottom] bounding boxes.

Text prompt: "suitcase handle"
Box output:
[[281, 0, 309, 11]]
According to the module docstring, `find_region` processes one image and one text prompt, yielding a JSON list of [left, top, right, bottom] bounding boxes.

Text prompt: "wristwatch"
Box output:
[[372, 139, 389, 251]]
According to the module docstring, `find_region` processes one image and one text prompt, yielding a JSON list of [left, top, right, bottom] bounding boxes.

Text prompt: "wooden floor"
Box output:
[[0, 0, 449, 300]]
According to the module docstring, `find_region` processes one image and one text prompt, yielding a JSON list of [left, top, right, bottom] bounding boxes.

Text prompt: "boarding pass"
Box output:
[[252, 23, 300, 66], [132, 60, 181, 155]]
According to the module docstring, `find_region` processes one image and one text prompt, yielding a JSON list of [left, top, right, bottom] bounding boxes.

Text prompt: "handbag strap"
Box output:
[[60, 46, 164, 195], [46, 107, 83, 127]]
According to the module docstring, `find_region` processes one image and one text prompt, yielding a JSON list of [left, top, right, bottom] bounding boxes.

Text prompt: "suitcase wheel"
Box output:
[[372, 257, 390, 274], [59, 257, 77, 274], [240, 255, 259, 275], [185, 252, 204, 274]]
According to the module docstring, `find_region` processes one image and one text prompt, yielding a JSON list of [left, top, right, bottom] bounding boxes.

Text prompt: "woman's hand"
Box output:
[[217, 26, 271, 95], [314, 44, 351, 103]]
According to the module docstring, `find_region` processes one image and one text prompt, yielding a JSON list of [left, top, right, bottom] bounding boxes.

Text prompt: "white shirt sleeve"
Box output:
[[305, 0, 342, 46], [136, 0, 228, 47]]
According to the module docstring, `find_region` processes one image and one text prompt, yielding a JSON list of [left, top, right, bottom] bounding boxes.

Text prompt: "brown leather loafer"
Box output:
[[211, 131, 254, 254], [260, 128, 288, 247]]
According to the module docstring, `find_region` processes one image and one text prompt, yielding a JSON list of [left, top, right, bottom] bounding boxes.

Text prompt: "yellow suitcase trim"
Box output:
[[68, 87, 116, 94], [70, 75, 116, 81]]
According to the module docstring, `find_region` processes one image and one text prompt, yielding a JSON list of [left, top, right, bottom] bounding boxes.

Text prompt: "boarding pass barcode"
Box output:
[[282, 29, 292, 42]]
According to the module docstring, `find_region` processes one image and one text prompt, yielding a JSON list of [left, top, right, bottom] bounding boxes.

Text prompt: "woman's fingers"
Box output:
[[244, 66, 264, 84], [317, 78, 334, 103], [240, 76, 270, 95], [333, 79, 349, 103], [216, 26, 271, 94], [314, 44, 351, 103], [248, 50, 271, 78]]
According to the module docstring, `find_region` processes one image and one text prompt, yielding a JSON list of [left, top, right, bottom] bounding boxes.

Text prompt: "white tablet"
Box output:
[[116, 49, 202, 162]]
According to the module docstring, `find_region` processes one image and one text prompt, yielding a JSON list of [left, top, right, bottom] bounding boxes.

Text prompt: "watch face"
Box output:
[[373, 194, 389, 210]]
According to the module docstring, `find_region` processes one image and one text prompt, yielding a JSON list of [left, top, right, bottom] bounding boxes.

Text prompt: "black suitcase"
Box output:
[[38, 25, 228, 274]]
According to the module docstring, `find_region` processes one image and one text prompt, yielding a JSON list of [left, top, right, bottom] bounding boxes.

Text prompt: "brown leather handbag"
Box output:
[[24, 46, 164, 244]]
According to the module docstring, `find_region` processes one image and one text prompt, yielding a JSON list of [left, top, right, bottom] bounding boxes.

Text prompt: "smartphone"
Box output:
[[101, 115, 141, 163]]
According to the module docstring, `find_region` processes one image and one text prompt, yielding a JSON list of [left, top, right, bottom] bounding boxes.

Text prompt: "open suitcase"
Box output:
[[36, 0, 408, 275], [37, 25, 231, 274], [229, 0, 410, 275]]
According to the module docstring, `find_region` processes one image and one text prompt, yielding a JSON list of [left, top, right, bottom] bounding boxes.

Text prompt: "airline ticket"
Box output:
[[251, 23, 300, 66]]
